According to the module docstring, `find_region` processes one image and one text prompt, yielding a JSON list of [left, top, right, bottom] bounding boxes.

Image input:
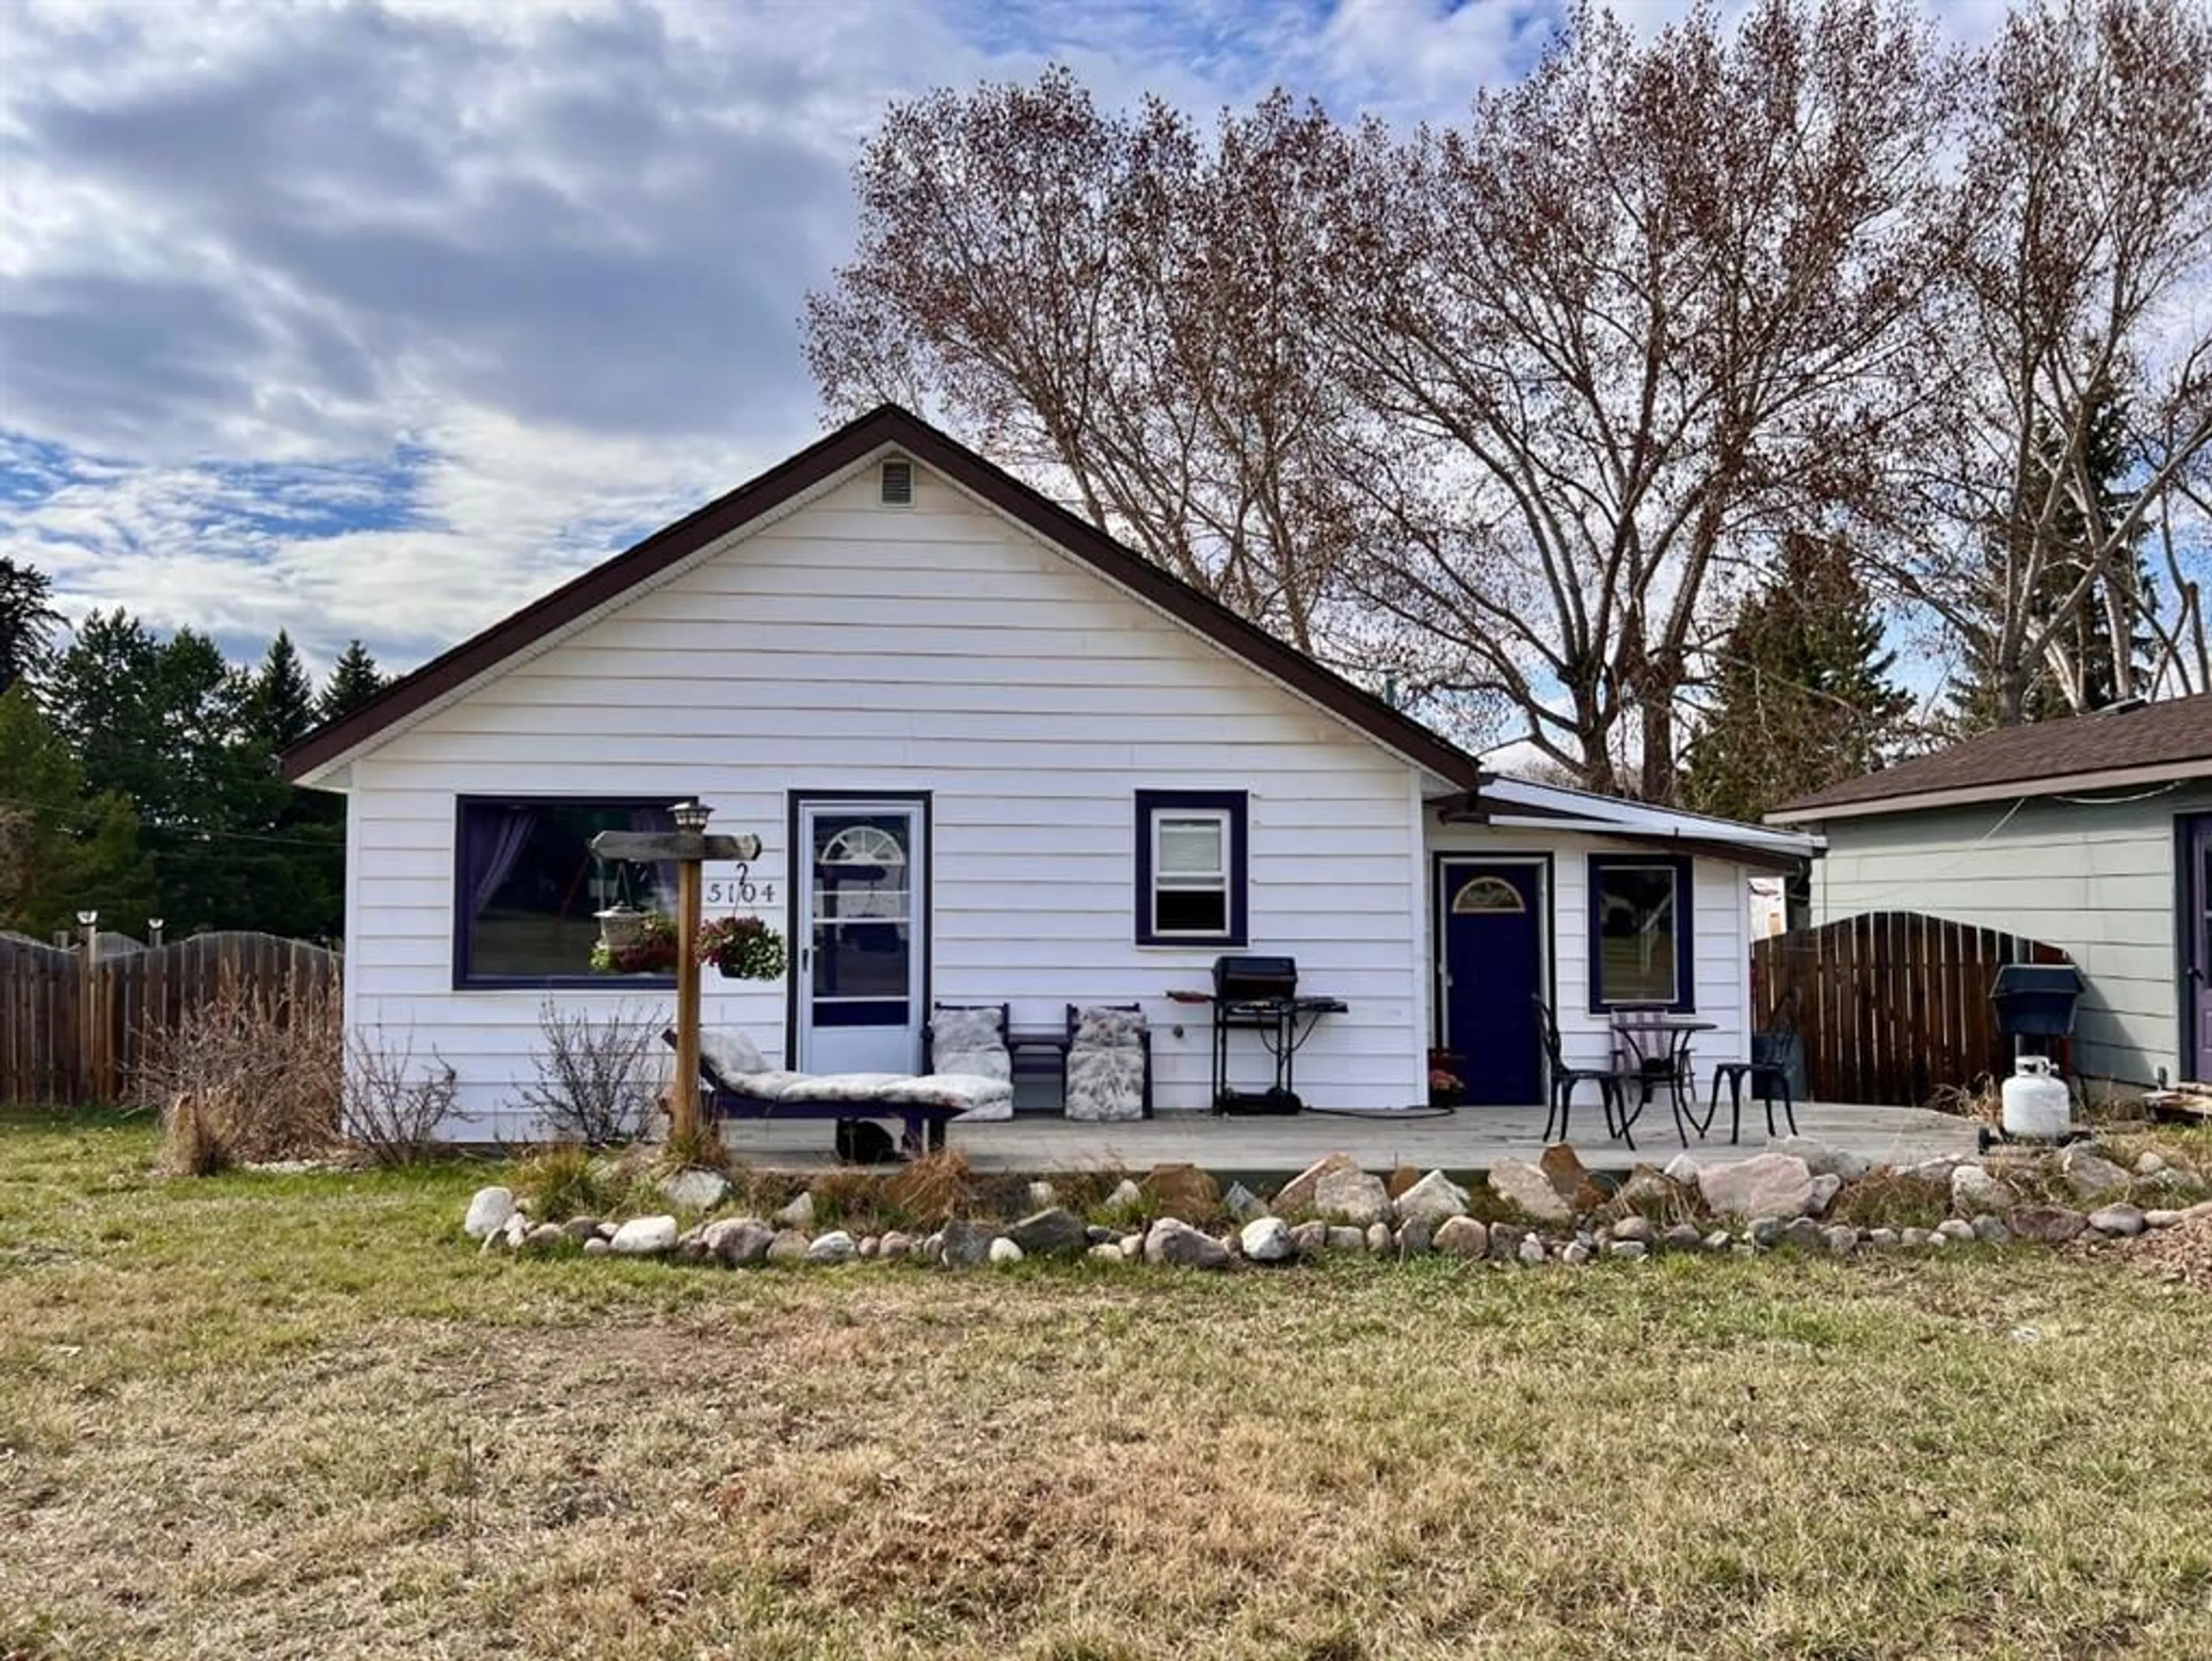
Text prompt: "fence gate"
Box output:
[[0, 932, 341, 1106], [1750, 911, 2069, 1107]]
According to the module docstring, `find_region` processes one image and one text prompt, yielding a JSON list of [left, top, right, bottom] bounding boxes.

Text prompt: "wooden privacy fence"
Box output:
[[0, 931, 342, 1105], [1751, 911, 2070, 1107]]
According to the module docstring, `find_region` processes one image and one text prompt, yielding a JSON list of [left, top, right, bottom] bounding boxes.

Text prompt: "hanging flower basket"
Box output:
[[698, 914, 787, 981], [590, 910, 678, 974]]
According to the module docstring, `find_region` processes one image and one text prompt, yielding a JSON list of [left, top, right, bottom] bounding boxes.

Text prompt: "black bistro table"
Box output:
[[1609, 1010, 1717, 1145]]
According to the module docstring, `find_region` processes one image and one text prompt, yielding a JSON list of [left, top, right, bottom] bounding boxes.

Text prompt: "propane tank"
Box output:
[[2001, 1055, 2071, 1141]]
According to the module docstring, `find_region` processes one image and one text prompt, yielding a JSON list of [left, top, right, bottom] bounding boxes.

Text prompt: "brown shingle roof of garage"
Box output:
[[279, 403, 1482, 789], [1768, 694, 2212, 822]]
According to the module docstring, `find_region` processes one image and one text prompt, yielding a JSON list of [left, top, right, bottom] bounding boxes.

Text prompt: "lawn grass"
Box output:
[[2, 1106, 2209, 1661]]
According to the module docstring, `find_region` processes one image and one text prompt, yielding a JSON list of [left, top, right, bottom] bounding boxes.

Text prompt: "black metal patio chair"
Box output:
[[1707, 989, 1801, 1144], [1534, 996, 1639, 1149]]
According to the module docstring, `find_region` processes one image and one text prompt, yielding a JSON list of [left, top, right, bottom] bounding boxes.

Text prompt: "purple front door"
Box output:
[[2190, 816, 2212, 1083]]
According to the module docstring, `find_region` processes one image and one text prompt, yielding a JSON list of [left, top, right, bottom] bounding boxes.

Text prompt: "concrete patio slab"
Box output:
[[717, 1099, 1980, 1179]]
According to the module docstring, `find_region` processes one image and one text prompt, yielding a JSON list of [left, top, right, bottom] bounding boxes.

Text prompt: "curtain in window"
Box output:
[[463, 807, 537, 920], [628, 805, 677, 909]]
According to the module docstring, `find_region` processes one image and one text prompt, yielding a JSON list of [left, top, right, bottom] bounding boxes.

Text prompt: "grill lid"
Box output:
[[1214, 954, 1297, 998]]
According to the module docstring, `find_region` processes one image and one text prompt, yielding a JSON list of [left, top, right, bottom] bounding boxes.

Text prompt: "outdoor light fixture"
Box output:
[[671, 799, 713, 833], [148, 918, 163, 933], [76, 910, 97, 928]]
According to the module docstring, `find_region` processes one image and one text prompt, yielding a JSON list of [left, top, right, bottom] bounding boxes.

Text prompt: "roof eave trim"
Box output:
[[1766, 755, 2212, 824]]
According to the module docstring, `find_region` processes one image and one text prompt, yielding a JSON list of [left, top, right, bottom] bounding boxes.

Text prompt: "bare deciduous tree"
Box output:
[[1891, 0, 2212, 725]]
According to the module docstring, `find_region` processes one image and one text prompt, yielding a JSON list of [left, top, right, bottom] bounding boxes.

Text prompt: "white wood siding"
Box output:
[[1812, 785, 2212, 1087], [342, 461, 1430, 1135], [1425, 823, 1755, 1105]]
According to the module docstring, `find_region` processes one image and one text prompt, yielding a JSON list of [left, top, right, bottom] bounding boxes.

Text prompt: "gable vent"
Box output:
[[879, 458, 914, 506]]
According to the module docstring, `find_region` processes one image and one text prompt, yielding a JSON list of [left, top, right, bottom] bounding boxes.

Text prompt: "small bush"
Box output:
[[141, 981, 342, 1174], [512, 999, 665, 1147], [510, 1143, 614, 1221], [342, 1030, 459, 1166]]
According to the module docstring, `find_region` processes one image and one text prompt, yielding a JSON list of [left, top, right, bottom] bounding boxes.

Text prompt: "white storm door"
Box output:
[[797, 800, 926, 1074]]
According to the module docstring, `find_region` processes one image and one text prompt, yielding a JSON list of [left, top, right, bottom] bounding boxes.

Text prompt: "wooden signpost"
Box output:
[[590, 804, 763, 1148]]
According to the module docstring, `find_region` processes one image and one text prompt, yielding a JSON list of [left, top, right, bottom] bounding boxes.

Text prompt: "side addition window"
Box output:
[[1135, 790, 1248, 947], [1588, 855, 1694, 1011]]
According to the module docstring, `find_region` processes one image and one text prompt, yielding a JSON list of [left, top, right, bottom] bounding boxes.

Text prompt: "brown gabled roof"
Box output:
[[281, 403, 1482, 789], [1770, 694, 2212, 822]]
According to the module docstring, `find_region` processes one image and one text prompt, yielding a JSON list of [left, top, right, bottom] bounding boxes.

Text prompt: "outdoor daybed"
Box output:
[[667, 1030, 1014, 1156]]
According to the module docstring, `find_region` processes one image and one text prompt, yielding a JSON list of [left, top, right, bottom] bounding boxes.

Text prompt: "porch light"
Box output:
[[76, 910, 97, 928], [671, 799, 713, 833]]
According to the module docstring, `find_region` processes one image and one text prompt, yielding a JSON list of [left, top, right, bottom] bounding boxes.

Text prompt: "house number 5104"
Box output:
[[706, 865, 774, 908]]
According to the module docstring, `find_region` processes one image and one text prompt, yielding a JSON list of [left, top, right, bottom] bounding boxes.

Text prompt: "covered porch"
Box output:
[[715, 1098, 1979, 1177]]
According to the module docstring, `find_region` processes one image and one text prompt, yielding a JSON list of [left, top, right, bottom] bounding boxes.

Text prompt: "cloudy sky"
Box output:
[[0, 0, 2012, 680]]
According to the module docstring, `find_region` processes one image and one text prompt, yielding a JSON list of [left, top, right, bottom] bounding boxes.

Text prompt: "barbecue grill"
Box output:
[[1205, 953, 1347, 1114]]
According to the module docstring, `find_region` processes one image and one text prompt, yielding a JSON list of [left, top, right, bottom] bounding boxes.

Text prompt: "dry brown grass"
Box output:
[[138, 979, 343, 1172], [4, 1108, 2211, 1661]]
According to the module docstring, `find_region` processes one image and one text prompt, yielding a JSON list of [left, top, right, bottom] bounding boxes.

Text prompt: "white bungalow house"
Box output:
[[283, 404, 1817, 1138]]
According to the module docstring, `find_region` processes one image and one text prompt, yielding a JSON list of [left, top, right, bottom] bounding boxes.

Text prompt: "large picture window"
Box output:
[[1588, 855, 1694, 1011], [455, 798, 678, 985], [1135, 789, 1248, 946]]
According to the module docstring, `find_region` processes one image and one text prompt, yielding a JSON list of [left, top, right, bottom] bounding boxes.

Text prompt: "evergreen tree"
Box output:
[[1681, 535, 1910, 824], [316, 640, 388, 724], [0, 686, 154, 938], [0, 557, 66, 697], [248, 630, 317, 752]]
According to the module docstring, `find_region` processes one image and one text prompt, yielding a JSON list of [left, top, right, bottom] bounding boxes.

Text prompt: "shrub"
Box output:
[[510, 1142, 615, 1221], [140, 980, 342, 1174], [342, 1030, 460, 1166], [512, 998, 665, 1147]]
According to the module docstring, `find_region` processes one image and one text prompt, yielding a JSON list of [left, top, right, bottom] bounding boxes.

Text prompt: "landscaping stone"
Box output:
[[1104, 1179, 1144, 1213], [675, 1238, 709, 1264], [660, 1168, 729, 1211], [937, 1220, 995, 1269], [1782, 1217, 1827, 1252], [1433, 1216, 1488, 1258], [1324, 1225, 1366, 1252], [2005, 1205, 2087, 1245], [1006, 1207, 1089, 1257], [1216, 1182, 1263, 1221], [2145, 1209, 2186, 1229], [1085, 1225, 1115, 1244], [1951, 1165, 2015, 1214], [594, 1221, 618, 1240], [1119, 1233, 1146, 1259], [2087, 1203, 2146, 1238], [1613, 1166, 1678, 1214], [988, 1237, 1024, 1265], [704, 1218, 774, 1266], [804, 1230, 858, 1265], [561, 1217, 600, 1242], [1026, 1181, 1058, 1210], [1612, 1215, 1656, 1247], [2134, 1151, 2168, 1176], [2059, 1147, 2131, 1202], [1385, 1163, 1423, 1200], [1702, 1229, 1733, 1252], [1143, 1217, 1234, 1271], [1395, 1170, 1470, 1227], [1699, 1153, 1816, 1220], [1487, 1222, 1527, 1261], [523, 1223, 566, 1251], [1315, 1166, 1393, 1227], [766, 1228, 810, 1263], [1290, 1220, 1330, 1256], [1868, 1227, 1900, 1248], [1518, 1234, 1546, 1265], [879, 1230, 915, 1262], [1609, 1240, 1647, 1259], [1971, 1214, 2012, 1245], [1821, 1225, 1857, 1255], [463, 1187, 515, 1240], [501, 1213, 531, 1251], [1662, 1152, 1701, 1186], [1142, 1163, 1222, 1220], [1905, 1157, 1959, 1185], [1539, 1143, 1604, 1210], [1934, 1219, 1976, 1244], [1365, 1221, 1393, 1254], [1662, 1223, 1704, 1254], [1240, 1216, 1295, 1263], [1488, 1157, 1573, 1223], [1273, 1153, 1358, 1216], [609, 1215, 678, 1257], [772, 1191, 815, 1232], [1774, 1136, 1872, 1182], [1902, 1227, 1935, 1248], [1749, 1216, 1786, 1248], [1560, 1240, 1593, 1265], [1395, 1220, 1433, 1255], [581, 1236, 611, 1257], [1088, 1243, 1126, 1262], [1806, 1174, 1843, 1217]]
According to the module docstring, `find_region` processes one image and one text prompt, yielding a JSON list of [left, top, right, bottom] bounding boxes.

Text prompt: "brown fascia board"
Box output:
[[282, 403, 1482, 790]]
